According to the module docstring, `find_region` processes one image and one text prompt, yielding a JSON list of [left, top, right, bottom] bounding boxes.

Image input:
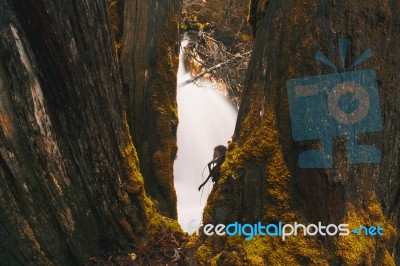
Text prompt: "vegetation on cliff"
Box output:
[[181, 0, 253, 106]]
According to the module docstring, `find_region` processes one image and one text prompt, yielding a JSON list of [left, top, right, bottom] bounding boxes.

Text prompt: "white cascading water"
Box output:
[[174, 39, 238, 232]]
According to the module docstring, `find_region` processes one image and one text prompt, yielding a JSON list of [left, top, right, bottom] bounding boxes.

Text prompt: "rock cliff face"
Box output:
[[198, 0, 400, 265], [119, 0, 182, 219], [0, 0, 180, 264]]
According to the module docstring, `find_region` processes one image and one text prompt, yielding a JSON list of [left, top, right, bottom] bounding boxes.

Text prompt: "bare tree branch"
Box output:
[[178, 51, 251, 88]]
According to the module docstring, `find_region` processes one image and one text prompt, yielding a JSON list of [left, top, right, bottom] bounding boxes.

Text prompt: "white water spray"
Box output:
[[174, 39, 238, 232]]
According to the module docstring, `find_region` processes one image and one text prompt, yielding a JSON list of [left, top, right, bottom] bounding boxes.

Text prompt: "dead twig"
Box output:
[[179, 51, 251, 88]]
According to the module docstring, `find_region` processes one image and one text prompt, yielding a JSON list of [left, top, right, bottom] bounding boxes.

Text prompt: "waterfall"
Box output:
[[174, 38, 238, 232]]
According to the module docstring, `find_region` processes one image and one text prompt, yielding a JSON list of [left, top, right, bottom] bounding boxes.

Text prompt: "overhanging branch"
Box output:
[[178, 51, 251, 88]]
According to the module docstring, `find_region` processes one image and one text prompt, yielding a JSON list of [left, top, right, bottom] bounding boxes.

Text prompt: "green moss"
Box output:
[[120, 115, 182, 242], [384, 250, 396, 265], [246, 255, 264, 265], [218, 103, 296, 222], [335, 193, 397, 265], [181, 12, 213, 32], [143, 196, 182, 236], [184, 233, 199, 249], [198, 100, 326, 264], [195, 233, 329, 265], [196, 244, 214, 265], [212, 250, 244, 266], [121, 119, 145, 195], [241, 34, 252, 42], [222, 103, 282, 173], [243, 235, 328, 265], [149, 13, 180, 217]]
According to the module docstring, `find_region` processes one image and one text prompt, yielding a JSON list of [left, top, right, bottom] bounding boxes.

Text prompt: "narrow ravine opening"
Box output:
[[174, 38, 238, 232]]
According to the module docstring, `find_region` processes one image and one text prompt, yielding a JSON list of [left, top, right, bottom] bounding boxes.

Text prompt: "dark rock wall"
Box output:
[[119, 0, 182, 219], [0, 0, 166, 264], [201, 0, 400, 264]]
